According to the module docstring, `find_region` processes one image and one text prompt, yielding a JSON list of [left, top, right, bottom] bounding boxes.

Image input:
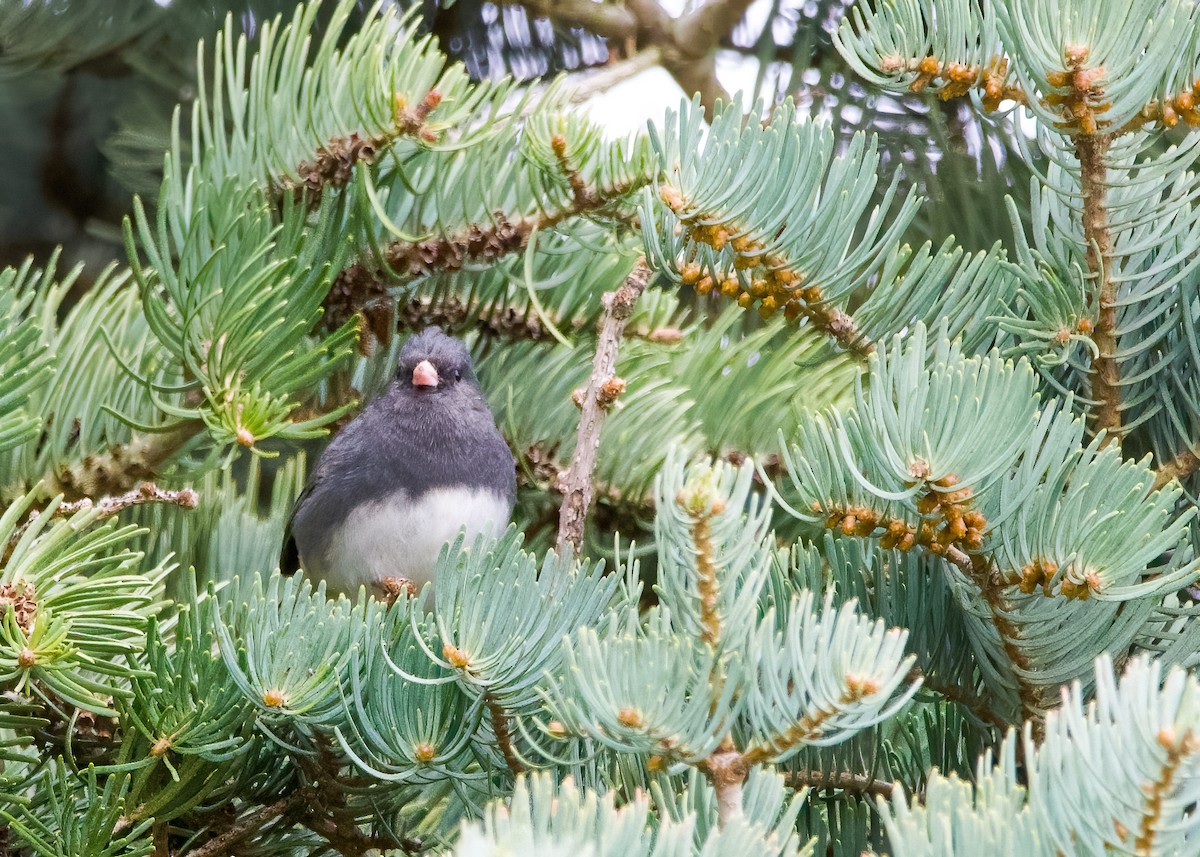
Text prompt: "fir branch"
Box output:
[[43, 426, 201, 501], [278, 90, 443, 205], [740, 696, 844, 767], [691, 507, 722, 649], [669, 201, 874, 359], [1119, 82, 1200, 134], [291, 743, 401, 855], [968, 553, 1044, 728], [323, 176, 643, 333], [783, 769, 896, 800], [815, 501, 1036, 725], [1045, 45, 1124, 438], [551, 133, 601, 209], [556, 260, 650, 554], [184, 792, 309, 857], [4, 482, 199, 562], [1132, 728, 1199, 854], [1078, 130, 1121, 439], [909, 666, 1008, 732], [877, 54, 1026, 110], [485, 692, 525, 777]]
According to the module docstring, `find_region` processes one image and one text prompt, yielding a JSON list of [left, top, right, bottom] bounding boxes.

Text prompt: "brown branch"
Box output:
[[1154, 448, 1200, 490], [784, 769, 896, 800], [497, 0, 638, 41], [485, 693, 525, 776], [667, 194, 874, 359], [674, 0, 760, 56], [908, 666, 1009, 732], [556, 260, 650, 554], [34, 425, 201, 502], [1078, 132, 1120, 440], [184, 791, 308, 857], [4, 482, 199, 564]]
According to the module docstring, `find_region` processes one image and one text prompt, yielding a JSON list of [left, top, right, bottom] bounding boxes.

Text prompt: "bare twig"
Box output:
[[4, 482, 199, 563], [184, 792, 308, 857], [485, 692, 525, 777], [784, 769, 897, 800], [556, 260, 651, 554]]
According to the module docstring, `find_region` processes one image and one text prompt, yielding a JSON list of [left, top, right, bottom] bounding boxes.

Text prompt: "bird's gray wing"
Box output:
[[278, 478, 315, 575]]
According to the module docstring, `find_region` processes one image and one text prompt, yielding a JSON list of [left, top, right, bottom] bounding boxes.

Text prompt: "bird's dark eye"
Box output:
[[454, 369, 462, 381]]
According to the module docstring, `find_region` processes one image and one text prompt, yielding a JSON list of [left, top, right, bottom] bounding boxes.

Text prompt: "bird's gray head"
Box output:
[[397, 327, 476, 392]]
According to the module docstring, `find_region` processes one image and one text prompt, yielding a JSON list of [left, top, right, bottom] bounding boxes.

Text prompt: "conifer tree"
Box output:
[[2, 1, 1200, 855]]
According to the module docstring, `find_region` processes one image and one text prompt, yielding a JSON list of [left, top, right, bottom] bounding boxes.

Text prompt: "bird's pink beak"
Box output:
[[412, 360, 439, 389]]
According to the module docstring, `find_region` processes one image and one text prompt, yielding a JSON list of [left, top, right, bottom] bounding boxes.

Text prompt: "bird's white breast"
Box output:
[[308, 487, 511, 598]]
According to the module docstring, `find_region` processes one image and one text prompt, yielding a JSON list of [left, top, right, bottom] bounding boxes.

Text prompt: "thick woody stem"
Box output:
[[703, 737, 747, 827], [1154, 448, 1200, 489], [555, 261, 650, 554]]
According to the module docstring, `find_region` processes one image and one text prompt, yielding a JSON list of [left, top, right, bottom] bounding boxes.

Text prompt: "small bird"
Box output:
[[280, 327, 516, 598]]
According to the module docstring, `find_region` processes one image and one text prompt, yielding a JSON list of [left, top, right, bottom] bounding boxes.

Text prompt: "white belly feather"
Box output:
[[308, 486, 510, 598]]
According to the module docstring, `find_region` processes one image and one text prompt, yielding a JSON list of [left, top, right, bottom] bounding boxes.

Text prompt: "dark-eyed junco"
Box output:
[[280, 327, 516, 597]]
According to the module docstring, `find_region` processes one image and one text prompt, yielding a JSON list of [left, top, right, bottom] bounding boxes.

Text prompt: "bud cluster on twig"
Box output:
[[661, 186, 870, 357]]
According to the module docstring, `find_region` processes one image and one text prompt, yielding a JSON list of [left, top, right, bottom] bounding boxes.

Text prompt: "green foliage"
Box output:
[[5, 0, 1200, 853], [878, 656, 1200, 856]]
